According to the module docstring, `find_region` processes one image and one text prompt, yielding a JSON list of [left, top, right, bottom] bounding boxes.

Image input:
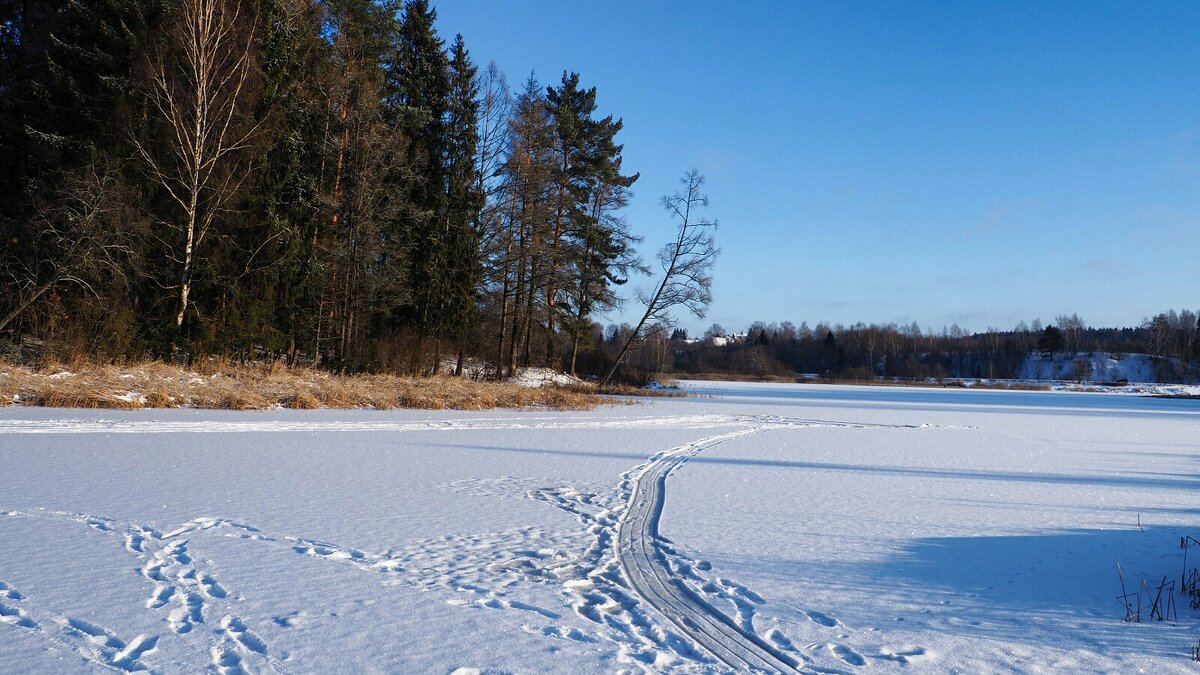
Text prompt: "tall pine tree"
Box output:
[[546, 72, 640, 374]]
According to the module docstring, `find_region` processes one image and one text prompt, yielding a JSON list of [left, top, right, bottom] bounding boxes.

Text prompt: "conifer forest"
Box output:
[[0, 0, 670, 377]]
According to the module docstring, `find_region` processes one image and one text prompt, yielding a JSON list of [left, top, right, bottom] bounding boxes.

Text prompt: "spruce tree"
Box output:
[[227, 0, 334, 361], [388, 0, 450, 364], [443, 34, 484, 373]]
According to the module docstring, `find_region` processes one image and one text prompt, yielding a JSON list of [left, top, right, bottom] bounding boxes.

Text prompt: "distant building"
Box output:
[[707, 332, 748, 347]]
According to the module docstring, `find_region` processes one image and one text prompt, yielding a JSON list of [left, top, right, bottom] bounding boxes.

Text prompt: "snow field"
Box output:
[[1, 383, 1198, 673], [667, 382, 1200, 673]]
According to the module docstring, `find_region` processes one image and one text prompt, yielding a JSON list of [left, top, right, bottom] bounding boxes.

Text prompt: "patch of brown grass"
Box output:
[[0, 359, 619, 411], [673, 372, 799, 384], [143, 389, 174, 407], [563, 383, 685, 398], [218, 391, 270, 411], [283, 390, 320, 410]]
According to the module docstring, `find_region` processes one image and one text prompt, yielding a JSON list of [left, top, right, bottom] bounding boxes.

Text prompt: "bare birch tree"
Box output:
[[1055, 313, 1085, 354], [603, 169, 718, 385], [134, 0, 258, 346]]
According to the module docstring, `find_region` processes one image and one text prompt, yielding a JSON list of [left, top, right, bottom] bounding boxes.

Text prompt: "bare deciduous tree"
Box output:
[[0, 160, 135, 333], [1055, 313, 1085, 354], [1142, 313, 1174, 357], [134, 0, 258, 345], [603, 169, 718, 385]]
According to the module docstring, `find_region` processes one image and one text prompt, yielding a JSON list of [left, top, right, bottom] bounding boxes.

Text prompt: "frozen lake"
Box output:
[[1, 382, 1198, 673]]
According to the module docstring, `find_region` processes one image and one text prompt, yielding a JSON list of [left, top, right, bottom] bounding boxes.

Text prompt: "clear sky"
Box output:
[[435, 0, 1200, 335]]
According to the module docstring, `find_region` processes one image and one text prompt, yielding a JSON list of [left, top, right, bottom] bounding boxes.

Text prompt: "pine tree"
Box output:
[[498, 74, 557, 375], [1038, 325, 1065, 355], [321, 0, 405, 369], [543, 72, 592, 363], [1192, 316, 1200, 363], [546, 72, 641, 374]]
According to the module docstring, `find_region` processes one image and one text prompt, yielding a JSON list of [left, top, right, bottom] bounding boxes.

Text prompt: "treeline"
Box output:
[[0, 0, 654, 376], [622, 311, 1200, 382]]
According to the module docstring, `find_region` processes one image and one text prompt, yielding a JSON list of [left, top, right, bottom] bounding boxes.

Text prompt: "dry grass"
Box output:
[[673, 372, 801, 383], [0, 359, 617, 411], [570, 383, 687, 398]]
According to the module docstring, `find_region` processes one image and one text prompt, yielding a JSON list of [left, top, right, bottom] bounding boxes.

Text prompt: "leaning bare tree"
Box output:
[[603, 169, 718, 385], [0, 161, 135, 333], [134, 0, 257, 348]]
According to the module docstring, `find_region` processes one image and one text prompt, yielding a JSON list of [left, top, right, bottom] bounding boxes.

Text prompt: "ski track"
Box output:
[[617, 426, 802, 673], [0, 413, 939, 672]]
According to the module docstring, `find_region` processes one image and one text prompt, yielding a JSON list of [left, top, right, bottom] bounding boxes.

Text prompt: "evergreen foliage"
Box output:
[[0, 0, 659, 379], [1038, 325, 1065, 355]]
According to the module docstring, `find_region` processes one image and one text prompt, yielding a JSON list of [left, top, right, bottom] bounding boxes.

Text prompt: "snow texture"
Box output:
[[2, 381, 1200, 673]]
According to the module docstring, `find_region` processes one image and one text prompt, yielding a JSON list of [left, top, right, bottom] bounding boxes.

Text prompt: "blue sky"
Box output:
[[436, 1, 1200, 334]]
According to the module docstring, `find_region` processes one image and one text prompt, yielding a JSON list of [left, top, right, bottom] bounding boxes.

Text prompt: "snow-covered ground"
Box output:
[[2, 382, 1199, 673], [1018, 351, 1190, 384]]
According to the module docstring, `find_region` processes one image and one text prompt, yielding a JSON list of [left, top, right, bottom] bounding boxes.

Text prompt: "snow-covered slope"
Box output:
[[2, 384, 1199, 673], [1018, 351, 1164, 382], [508, 367, 587, 388]]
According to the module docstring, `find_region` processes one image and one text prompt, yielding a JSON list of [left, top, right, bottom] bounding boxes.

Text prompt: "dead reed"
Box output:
[[0, 359, 616, 411]]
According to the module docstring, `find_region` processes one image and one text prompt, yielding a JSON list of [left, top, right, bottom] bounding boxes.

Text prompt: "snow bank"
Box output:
[[508, 367, 587, 388]]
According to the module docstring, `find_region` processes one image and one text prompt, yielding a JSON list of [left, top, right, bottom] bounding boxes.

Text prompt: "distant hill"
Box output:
[[1018, 352, 1193, 384]]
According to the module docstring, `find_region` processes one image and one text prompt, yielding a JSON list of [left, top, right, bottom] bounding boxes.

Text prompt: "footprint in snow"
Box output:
[[221, 614, 268, 655], [825, 642, 866, 667], [0, 600, 37, 629], [766, 628, 798, 652], [806, 609, 839, 627], [0, 581, 24, 601], [522, 623, 597, 643], [876, 645, 930, 664], [64, 617, 125, 649], [272, 610, 307, 628]]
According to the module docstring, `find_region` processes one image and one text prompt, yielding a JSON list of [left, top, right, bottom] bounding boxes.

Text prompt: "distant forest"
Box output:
[[618, 311, 1199, 383], [1, 1, 1194, 384]]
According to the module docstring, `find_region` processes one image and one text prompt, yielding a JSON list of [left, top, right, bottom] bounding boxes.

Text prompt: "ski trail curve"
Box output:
[[616, 427, 801, 674]]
